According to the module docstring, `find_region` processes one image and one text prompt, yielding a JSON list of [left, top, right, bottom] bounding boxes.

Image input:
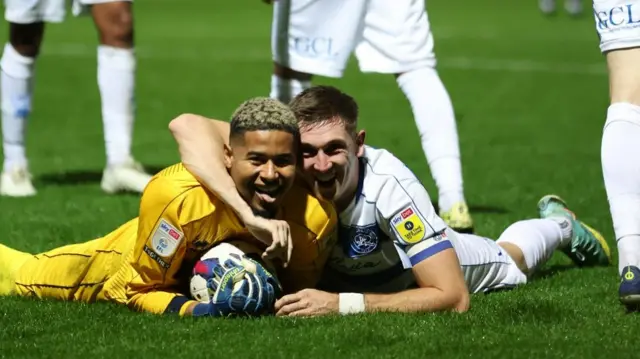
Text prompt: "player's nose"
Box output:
[[260, 161, 278, 181], [314, 151, 333, 172]]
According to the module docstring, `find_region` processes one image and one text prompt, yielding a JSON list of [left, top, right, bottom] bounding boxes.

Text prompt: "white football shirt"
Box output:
[[318, 146, 525, 294]]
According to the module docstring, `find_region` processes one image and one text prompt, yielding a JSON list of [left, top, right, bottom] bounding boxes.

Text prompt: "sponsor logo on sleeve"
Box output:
[[150, 219, 183, 257], [390, 205, 427, 245]]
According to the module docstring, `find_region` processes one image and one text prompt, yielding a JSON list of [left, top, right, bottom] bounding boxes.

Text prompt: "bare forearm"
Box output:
[[351, 288, 468, 314], [168, 114, 253, 219]]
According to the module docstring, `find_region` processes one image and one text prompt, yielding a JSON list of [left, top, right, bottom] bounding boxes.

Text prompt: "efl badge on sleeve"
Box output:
[[151, 219, 183, 257], [390, 205, 426, 245]]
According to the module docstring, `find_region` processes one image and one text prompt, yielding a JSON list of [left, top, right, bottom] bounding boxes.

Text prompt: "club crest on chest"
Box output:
[[339, 223, 383, 257]]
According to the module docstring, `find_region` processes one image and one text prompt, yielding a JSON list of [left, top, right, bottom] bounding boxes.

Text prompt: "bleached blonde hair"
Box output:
[[230, 97, 299, 141]]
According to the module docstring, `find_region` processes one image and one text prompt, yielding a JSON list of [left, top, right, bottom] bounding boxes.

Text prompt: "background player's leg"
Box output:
[[0, 22, 43, 197], [602, 49, 640, 277], [539, 0, 556, 14], [602, 102, 640, 276], [269, 0, 365, 103], [355, 0, 472, 232], [270, 0, 311, 103], [271, 63, 312, 104], [395, 68, 470, 231], [90, 1, 151, 194], [592, 0, 640, 310], [564, 0, 583, 16]]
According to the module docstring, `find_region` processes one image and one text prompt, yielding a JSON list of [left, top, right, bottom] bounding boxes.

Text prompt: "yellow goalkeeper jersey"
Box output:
[[11, 163, 337, 315]]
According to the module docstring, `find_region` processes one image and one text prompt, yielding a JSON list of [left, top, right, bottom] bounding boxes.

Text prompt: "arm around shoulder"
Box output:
[[168, 113, 254, 221], [168, 113, 230, 146]]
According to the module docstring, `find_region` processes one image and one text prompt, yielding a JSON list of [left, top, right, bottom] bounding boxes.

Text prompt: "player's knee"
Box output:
[[8, 22, 45, 58], [93, 2, 134, 48], [102, 13, 133, 47], [273, 62, 312, 81], [8, 43, 39, 59]]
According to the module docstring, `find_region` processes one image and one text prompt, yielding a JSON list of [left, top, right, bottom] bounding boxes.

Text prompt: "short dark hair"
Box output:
[[289, 85, 359, 134], [229, 97, 300, 142]]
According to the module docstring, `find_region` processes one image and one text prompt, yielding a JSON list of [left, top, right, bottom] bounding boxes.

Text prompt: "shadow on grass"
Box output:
[[36, 165, 167, 188]]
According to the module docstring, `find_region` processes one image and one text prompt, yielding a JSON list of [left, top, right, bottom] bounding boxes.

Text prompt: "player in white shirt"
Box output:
[[0, 0, 152, 197], [264, 0, 473, 233], [592, 0, 640, 309], [167, 85, 611, 316]]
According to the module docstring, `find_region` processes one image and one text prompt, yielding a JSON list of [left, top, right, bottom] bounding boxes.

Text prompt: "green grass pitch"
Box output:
[[0, 0, 636, 357]]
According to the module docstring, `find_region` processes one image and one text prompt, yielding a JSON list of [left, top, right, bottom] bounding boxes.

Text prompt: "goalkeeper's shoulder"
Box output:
[[282, 179, 337, 240]]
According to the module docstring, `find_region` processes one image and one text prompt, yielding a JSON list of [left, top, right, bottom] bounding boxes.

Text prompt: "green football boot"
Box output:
[[537, 195, 611, 266]]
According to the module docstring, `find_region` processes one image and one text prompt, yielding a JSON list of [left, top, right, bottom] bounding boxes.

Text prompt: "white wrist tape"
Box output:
[[338, 293, 365, 315]]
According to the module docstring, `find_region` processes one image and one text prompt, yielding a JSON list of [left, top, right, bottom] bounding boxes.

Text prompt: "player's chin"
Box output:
[[313, 180, 338, 202], [250, 199, 279, 219]]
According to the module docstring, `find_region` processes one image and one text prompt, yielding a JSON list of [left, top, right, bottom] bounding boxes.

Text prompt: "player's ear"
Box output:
[[355, 129, 366, 157], [223, 144, 233, 169]]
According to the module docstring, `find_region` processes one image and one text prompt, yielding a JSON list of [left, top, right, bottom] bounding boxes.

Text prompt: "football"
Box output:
[[189, 240, 277, 303]]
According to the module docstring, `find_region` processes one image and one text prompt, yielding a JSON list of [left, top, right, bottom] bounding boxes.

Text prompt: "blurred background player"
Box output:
[[267, 0, 473, 232], [593, 0, 640, 309], [0, 0, 151, 197], [539, 0, 583, 16]]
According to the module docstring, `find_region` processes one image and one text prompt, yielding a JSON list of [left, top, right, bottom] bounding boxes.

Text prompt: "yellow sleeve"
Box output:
[[124, 172, 235, 315]]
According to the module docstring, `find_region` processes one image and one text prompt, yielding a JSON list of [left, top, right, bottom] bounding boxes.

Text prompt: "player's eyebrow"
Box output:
[[301, 139, 348, 150], [246, 151, 295, 159]]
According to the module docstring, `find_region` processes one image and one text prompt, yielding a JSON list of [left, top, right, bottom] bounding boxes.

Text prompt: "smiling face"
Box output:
[[226, 130, 298, 218], [288, 85, 363, 211], [299, 120, 365, 212], [224, 96, 300, 219]]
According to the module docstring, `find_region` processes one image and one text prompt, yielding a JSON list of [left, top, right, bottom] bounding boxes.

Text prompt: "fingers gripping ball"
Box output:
[[190, 258, 244, 302], [189, 241, 282, 317]]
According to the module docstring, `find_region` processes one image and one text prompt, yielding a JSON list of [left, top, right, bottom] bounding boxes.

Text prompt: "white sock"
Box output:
[[1, 44, 35, 172], [618, 236, 640, 273], [396, 67, 465, 212], [269, 74, 310, 104], [496, 218, 570, 273], [601, 102, 640, 274], [98, 45, 135, 167]]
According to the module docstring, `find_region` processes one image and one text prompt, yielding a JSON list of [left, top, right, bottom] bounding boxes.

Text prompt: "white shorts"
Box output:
[[451, 231, 528, 294], [4, 0, 131, 24], [593, 0, 640, 53], [271, 0, 436, 78]]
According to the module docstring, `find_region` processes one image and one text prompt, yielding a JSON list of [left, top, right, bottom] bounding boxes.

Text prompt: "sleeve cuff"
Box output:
[[409, 240, 453, 266], [165, 295, 191, 315]]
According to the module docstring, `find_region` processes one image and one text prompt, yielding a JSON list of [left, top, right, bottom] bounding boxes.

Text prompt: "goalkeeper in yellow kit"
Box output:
[[0, 97, 337, 317]]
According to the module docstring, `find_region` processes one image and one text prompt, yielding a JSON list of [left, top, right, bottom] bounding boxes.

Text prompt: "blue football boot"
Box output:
[[620, 266, 640, 312]]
